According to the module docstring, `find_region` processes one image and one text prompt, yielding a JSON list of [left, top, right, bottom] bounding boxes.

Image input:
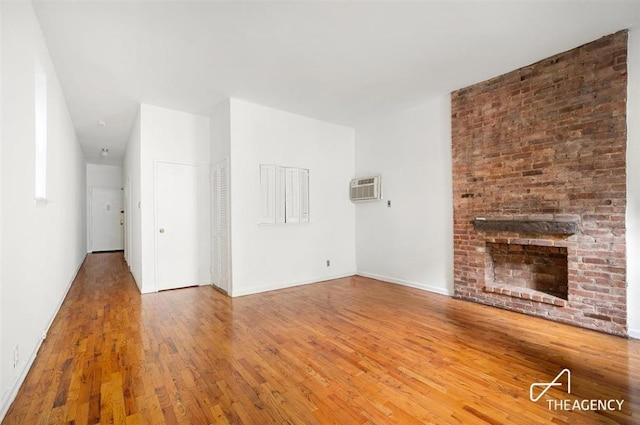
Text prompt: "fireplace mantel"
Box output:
[[473, 219, 579, 235]]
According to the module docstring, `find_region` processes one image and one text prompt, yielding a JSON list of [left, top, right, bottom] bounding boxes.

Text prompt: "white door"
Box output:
[[156, 161, 200, 291], [89, 187, 124, 252]]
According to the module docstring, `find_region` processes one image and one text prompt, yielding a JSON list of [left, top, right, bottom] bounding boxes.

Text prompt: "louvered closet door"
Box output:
[[211, 158, 231, 293]]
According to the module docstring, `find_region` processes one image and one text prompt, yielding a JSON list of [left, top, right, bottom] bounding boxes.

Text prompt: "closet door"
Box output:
[[211, 158, 231, 293], [156, 161, 200, 291]]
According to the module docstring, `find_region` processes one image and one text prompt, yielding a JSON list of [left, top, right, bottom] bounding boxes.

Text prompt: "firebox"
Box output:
[[485, 243, 568, 304]]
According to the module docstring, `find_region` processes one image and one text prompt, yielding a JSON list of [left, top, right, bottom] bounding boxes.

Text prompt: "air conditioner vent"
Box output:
[[350, 175, 382, 202], [358, 178, 375, 185]]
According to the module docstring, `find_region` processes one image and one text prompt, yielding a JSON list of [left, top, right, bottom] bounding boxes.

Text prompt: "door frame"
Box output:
[[124, 175, 132, 266], [153, 159, 202, 292]]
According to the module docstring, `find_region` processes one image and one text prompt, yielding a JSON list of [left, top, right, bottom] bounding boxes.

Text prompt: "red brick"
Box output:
[[451, 31, 627, 336]]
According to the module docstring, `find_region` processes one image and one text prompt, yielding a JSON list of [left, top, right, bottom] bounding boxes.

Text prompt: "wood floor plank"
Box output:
[[2, 252, 640, 424]]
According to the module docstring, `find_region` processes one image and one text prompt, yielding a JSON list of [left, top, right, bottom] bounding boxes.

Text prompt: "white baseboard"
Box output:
[[628, 329, 640, 340], [0, 254, 87, 422], [356, 271, 454, 297], [231, 272, 357, 297]]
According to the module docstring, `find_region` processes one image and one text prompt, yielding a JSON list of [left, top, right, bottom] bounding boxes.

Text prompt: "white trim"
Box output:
[[231, 272, 356, 297], [124, 175, 132, 265], [0, 254, 87, 422], [628, 329, 640, 340], [356, 271, 454, 297]]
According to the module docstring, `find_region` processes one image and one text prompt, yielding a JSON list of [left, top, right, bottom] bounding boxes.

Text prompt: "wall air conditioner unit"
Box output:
[[350, 175, 382, 202]]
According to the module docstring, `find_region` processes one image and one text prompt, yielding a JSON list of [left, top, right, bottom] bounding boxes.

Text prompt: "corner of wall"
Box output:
[[354, 95, 454, 297], [0, 0, 4, 416], [227, 100, 356, 294], [210, 98, 231, 164], [357, 272, 454, 297], [123, 105, 143, 293]]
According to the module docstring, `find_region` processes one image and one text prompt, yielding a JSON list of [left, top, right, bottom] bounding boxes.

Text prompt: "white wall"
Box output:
[[87, 163, 123, 188], [210, 98, 231, 164], [627, 28, 640, 339], [354, 96, 454, 296], [229, 99, 356, 296], [86, 163, 123, 250], [0, 1, 86, 419], [124, 109, 142, 289], [138, 104, 210, 293], [0, 0, 4, 406]]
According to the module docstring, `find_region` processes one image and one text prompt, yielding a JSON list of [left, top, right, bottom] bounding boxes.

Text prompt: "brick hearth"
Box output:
[[451, 31, 628, 336]]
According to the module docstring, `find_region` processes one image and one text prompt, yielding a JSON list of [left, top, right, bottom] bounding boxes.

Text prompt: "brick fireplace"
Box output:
[[451, 31, 628, 336]]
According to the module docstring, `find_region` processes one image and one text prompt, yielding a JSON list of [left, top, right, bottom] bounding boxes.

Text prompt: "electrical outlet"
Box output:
[[326, 260, 331, 267], [13, 345, 19, 369]]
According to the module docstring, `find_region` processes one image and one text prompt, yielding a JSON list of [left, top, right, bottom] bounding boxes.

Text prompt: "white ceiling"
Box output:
[[31, 0, 640, 165]]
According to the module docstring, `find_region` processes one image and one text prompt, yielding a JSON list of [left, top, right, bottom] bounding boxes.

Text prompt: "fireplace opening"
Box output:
[[485, 243, 568, 303]]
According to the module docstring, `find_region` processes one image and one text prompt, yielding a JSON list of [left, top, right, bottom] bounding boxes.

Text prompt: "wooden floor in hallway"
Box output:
[[2, 252, 640, 424]]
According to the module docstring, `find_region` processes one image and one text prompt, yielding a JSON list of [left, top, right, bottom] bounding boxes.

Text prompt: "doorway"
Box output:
[[89, 187, 124, 252]]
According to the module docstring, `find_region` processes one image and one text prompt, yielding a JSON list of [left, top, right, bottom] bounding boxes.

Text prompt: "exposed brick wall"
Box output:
[[451, 31, 628, 336]]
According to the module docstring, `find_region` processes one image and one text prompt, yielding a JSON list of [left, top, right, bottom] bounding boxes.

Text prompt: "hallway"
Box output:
[[2, 253, 640, 424]]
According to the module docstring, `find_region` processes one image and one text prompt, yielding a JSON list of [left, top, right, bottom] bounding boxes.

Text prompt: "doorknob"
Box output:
[[159, 228, 165, 233]]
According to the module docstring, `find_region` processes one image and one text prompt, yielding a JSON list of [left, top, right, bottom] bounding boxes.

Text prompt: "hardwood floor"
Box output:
[[3, 252, 640, 424]]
